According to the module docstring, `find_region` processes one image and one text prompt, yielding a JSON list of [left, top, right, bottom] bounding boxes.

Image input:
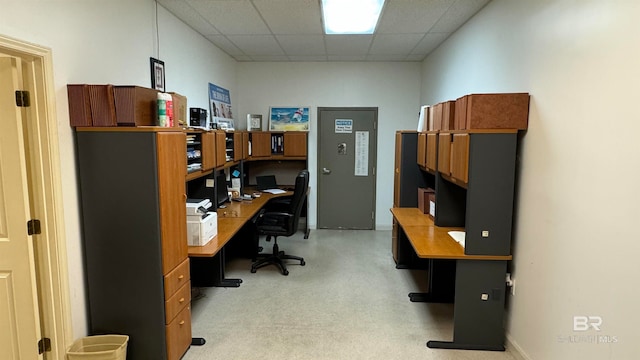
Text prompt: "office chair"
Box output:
[[251, 170, 308, 276]]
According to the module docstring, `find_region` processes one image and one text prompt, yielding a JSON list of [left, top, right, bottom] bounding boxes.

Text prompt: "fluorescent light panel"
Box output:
[[322, 0, 385, 35]]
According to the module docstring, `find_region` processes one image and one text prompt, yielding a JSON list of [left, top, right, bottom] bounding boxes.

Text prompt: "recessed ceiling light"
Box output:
[[321, 0, 385, 35]]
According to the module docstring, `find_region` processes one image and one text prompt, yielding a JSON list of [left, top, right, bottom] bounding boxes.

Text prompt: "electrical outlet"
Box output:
[[506, 273, 516, 296]]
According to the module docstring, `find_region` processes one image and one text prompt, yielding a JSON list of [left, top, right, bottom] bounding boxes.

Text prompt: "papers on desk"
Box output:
[[448, 231, 466, 248], [262, 188, 286, 194]]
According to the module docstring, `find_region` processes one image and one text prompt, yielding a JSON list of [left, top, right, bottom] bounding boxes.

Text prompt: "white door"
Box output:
[[0, 56, 42, 359]]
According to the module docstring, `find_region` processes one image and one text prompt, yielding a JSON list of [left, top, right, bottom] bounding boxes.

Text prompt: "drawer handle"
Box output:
[[179, 297, 185, 303], [178, 275, 184, 280], [179, 320, 185, 325]]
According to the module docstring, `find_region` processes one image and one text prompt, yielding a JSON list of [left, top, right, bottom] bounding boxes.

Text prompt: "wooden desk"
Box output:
[[187, 192, 292, 287], [390, 208, 511, 261], [391, 207, 512, 351], [188, 192, 289, 256]]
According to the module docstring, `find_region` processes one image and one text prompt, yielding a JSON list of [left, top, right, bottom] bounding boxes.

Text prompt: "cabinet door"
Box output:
[[451, 133, 469, 183], [242, 132, 249, 159], [426, 133, 438, 171], [201, 132, 216, 170], [215, 131, 226, 165], [438, 133, 452, 176], [393, 132, 401, 207], [156, 132, 188, 274], [417, 133, 426, 167], [284, 132, 307, 157], [233, 132, 243, 161], [251, 132, 272, 157]]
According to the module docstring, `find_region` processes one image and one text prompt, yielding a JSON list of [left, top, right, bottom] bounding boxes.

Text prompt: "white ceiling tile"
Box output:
[[233, 55, 254, 62], [411, 32, 450, 55], [205, 35, 245, 56], [405, 54, 427, 61], [160, 0, 486, 62], [327, 55, 368, 61], [253, 0, 323, 35], [158, 0, 220, 35], [227, 35, 284, 56], [377, 0, 454, 34], [430, 0, 491, 33], [186, 0, 270, 35], [288, 55, 329, 62], [276, 35, 326, 56], [369, 34, 424, 54], [366, 54, 411, 62], [249, 55, 291, 61], [325, 35, 373, 55]]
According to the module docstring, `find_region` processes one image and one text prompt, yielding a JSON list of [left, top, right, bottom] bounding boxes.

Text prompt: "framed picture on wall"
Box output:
[[269, 107, 310, 131], [150, 57, 165, 92]]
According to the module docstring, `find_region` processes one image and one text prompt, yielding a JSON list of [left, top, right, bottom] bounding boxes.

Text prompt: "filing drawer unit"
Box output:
[[76, 128, 191, 360]]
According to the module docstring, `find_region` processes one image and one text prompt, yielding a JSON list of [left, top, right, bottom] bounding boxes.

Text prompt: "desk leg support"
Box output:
[[189, 248, 242, 288], [426, 260, 508, 352], [191, 338, 206, 346], [213, 247, 242, 287], [409, 259, 456, 303]]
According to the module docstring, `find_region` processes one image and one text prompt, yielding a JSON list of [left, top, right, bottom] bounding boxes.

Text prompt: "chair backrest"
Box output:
[[287, 170, 309, 233]]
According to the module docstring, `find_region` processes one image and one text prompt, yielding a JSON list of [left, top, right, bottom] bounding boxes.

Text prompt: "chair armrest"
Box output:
[[257, 211, 293, 227]]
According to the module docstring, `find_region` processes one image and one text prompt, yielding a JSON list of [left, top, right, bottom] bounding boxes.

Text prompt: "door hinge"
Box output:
[[15, 90, 31, 107], [38, 337, 51, 354], [27, 219, 41, 235], [372, 211, 374, 220]]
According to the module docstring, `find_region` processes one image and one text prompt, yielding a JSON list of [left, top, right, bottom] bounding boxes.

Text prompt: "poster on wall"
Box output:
[[269, 107, 310, 131], [209, 83, 234, 129]]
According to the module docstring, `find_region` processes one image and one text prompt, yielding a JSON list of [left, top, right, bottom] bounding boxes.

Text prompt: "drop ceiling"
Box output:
[[157, 0, 491, 62]]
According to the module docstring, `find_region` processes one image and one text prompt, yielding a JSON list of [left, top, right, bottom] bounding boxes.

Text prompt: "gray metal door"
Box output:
[[317, 107, 377, 229]]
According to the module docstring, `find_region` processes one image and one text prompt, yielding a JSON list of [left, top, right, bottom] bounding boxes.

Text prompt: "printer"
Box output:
[[186, 199, 217, 246]]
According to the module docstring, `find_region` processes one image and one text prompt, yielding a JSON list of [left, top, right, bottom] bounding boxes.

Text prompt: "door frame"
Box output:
[[317, 107, 378, 229], [1, 35, 72, 359]]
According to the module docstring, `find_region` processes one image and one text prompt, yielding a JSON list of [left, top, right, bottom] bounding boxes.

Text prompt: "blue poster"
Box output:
[[209, 83, 234, 128]]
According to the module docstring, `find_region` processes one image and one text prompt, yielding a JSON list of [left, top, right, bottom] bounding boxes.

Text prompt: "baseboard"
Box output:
[[506, 333, 532, 360]]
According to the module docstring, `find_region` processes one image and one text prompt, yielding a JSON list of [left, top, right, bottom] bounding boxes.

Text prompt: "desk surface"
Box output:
[[390, 208, 512, 261], [188, 192, 291, 257]]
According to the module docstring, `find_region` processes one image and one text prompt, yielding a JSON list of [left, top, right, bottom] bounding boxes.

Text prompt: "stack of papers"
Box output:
[[262, 188, 286, 194], [448, 231, 466, 248]]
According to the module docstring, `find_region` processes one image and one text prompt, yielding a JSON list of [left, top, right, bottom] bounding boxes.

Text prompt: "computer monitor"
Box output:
[[215, 172, 229, 207], [256, 175, 278, 191]]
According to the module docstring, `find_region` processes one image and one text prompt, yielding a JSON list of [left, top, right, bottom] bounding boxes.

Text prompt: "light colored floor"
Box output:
[[184, 229, 520, 360]]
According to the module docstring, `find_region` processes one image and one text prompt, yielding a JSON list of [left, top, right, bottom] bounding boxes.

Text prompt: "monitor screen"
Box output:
[[215, 172, 229, 207]]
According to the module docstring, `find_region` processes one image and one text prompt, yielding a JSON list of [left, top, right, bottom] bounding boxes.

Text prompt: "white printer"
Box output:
[[186, 199, 218, 246]]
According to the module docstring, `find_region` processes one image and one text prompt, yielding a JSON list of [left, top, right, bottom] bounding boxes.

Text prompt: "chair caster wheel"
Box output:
[[250, 268, 257, 273], [301, 260, 306, 266], [283, 270, 289, 276]]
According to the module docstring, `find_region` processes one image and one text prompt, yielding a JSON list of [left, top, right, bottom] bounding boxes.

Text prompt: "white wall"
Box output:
[[421, 1, 640, 359], [236, 62, 422, 229], [0, 0, 237, 339]]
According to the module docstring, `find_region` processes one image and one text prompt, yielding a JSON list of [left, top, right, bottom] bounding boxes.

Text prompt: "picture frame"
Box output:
[[150, 57, 165, 92], [247, 114, 262, 131], [269, 107, 310, 131]]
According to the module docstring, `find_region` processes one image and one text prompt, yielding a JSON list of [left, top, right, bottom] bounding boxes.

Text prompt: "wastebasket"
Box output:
[[67, 335, 129, 360]]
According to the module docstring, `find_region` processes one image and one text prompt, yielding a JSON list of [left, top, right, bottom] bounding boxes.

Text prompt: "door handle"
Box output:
[[322, 167, 331, 174]]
